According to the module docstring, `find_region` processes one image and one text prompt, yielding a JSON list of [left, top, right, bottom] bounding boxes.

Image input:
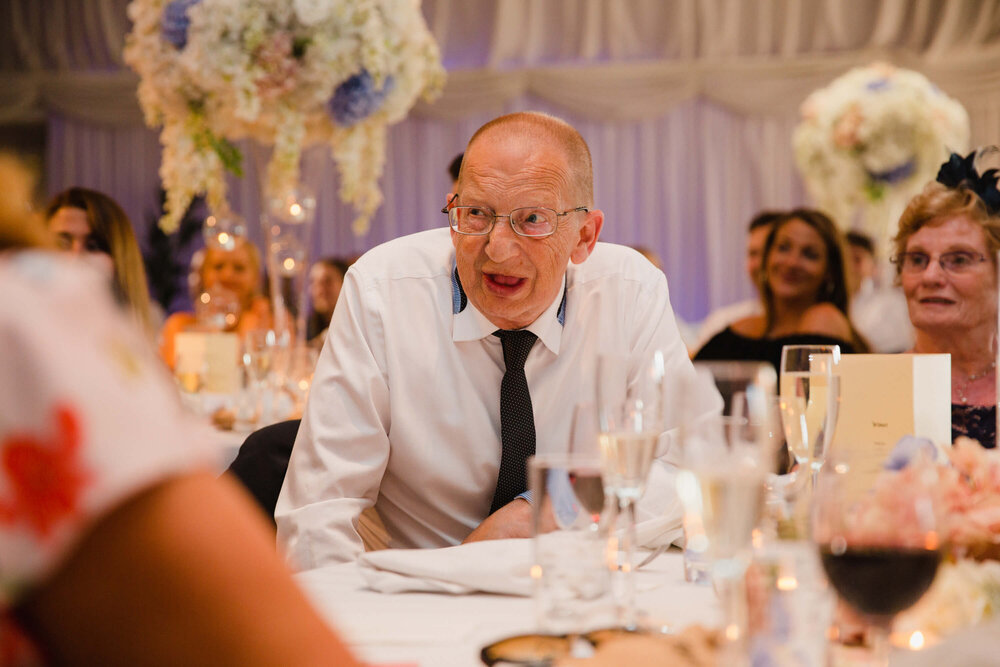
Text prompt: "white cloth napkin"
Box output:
[[358, 538, 533, 596], [357, 515, 684, 597]]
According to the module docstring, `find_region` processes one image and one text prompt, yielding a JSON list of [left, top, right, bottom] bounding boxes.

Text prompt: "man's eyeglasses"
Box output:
[[442, 195, 588, 238], [892, 250, 988, 274]]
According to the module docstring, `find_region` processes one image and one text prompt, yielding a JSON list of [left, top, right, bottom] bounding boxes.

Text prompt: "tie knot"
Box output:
[[494, 329, 537, 369]]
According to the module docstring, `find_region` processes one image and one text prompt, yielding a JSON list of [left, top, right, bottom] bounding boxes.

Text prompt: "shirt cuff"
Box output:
[[516, 490, 533, 504]]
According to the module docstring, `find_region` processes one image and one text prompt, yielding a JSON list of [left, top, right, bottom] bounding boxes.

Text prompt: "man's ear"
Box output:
[[570, 209, 603, 264]]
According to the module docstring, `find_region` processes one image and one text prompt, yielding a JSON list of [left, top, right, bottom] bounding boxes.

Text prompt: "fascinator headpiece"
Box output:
[[936, 149, 1000, 215]]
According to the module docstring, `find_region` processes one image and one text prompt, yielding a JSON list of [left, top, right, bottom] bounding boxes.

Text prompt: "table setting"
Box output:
[[283, 344, 1000, 666]]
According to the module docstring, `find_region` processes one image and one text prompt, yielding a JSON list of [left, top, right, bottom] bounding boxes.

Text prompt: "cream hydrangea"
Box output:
[[125, 0, 445, 234], [793, 62, 969, 230]]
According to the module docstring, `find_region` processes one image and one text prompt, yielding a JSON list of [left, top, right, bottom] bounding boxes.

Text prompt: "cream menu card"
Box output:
[[174, 331, 241, 394], [830, 353, 950, 496]]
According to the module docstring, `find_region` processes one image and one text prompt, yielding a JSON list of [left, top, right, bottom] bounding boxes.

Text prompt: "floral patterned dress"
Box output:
[[952, 404, 997, 450], [0, 252, 214, 664]]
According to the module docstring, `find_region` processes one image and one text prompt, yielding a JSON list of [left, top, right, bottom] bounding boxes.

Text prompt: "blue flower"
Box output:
[[884, 435, 936, 471], [161, 0, 201, 50], [328, 70, 395, 127], [869, 159, 916, 184]]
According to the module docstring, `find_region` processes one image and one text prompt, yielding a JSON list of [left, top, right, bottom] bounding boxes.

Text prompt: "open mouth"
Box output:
[[485, 273, 526, 294], [918, 297, 955, 305]]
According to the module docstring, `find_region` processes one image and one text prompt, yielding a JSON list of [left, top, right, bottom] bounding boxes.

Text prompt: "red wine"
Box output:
[[568, 473, 605, 516], [820, 546, 940, 616]]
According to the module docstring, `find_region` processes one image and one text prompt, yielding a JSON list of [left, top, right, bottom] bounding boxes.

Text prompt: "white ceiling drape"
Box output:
[[2, 0, 999, 321]]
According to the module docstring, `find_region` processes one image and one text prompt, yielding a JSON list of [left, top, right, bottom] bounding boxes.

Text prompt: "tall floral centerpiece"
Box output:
[[124, 0, 445, 236], [793, 62, 969, 252]]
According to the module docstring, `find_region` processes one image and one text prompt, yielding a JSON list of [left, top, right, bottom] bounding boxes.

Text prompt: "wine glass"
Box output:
[[243, 329, 275, 424], [813, 456, 941, 666], [595, 351, 665, 631], [778, 344, 841, 489], [677, 361, 778, 661]]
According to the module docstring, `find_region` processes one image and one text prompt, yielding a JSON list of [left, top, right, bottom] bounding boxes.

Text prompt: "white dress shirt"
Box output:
[[276, 228, 719, 569]]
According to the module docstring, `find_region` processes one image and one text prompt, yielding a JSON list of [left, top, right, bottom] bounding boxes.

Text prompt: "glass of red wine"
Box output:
[[812, 456, 941, 665]]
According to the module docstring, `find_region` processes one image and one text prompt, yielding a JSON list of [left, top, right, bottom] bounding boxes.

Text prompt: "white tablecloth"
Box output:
[[295, 549, 719, 667]]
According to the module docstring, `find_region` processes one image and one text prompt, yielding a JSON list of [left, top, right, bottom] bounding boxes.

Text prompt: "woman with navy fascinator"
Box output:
[[894, 147, 1000, 448]]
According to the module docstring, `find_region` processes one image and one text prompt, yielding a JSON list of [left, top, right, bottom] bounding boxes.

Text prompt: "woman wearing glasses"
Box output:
[[894, 152, 1000, 449]]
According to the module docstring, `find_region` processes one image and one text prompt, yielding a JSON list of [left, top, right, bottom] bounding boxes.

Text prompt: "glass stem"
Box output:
[[864, 615, 892, 667], [715, 568, 750, 667], [618, 497, 638, 630]]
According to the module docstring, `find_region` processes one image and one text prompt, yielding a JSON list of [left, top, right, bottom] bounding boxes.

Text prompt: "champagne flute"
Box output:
[[678, 362, 778, 662], [596, 351, 665, 631], [814, 456, 941, 666], [778, 344, 841, 488], [243, 329, 275, 424]]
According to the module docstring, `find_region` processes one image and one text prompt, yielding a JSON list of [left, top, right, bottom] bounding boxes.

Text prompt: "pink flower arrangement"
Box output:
[[849, 438, 1000, 557]]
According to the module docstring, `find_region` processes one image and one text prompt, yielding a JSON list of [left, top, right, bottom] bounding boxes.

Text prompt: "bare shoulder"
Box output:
[[162, 311, 196, 336], [798, 303, 852, 341], [731, 314, 766, 338]]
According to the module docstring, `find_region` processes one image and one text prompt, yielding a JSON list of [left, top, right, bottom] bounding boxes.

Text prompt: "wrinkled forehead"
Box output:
[[461, 133, 576, 202]]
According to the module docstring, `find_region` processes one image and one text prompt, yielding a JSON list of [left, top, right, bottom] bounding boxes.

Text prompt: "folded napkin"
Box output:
[[358, 513, 684, 597], [635, 516, 685, 549], [358, 538, 534, 596]]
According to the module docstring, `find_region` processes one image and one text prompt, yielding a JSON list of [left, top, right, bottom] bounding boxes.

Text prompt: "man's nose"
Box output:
[[484, 216, 520, 262]]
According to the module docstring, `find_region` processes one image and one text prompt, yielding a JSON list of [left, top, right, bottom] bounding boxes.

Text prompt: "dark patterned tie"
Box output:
[[490, 329, 538, 513]]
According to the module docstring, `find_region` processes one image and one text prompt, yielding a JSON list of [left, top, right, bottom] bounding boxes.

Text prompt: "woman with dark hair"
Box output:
[[894, 151, 1000, 448], [46, 187, 154, 335], [306, 256, 349, 345], [694, 208, 867, 372]]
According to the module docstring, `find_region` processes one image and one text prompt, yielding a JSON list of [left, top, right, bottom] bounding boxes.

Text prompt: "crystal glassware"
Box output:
[[813, 455, 941, 666], [778, 344, 841, 490], [595, 351, 665, 630]]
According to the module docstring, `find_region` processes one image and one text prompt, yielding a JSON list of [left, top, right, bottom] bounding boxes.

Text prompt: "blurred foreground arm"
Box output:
[[17, 472, 362, 667]]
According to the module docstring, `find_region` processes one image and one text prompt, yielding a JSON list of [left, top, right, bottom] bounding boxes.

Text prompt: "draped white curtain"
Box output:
[[2, 0, 1000, 321]]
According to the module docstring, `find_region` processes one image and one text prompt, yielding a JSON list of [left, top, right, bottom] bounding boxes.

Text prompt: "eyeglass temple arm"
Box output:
[[441, 193, 459, 214]]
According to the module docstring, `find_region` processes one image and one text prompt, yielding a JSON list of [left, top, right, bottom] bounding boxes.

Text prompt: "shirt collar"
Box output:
[[451, 264, 567, 354]]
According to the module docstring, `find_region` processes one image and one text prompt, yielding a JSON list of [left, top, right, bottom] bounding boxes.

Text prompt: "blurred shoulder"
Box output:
[[572, 242, 664, 286], [350, 228, 454, 281], [731, 314, 766, 338], [799, 303, 852, 340]]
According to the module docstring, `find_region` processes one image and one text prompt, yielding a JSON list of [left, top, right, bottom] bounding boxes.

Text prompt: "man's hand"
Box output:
[[462, 497, 532, 543]]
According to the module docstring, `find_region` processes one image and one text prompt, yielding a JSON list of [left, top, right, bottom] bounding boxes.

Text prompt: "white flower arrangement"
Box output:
[[124, 0, 445, 234], [792, 62, 969, 231], [895, 558, 1000, 644]]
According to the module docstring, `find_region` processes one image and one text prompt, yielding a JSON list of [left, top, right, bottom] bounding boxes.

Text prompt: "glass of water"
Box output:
[[530, 451, 614, 635]]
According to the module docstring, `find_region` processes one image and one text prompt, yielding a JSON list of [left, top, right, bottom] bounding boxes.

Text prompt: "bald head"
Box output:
[[460, 112, 594, 206]]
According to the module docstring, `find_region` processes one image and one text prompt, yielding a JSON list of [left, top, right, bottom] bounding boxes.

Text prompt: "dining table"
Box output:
[[294, 547, 720, 667]]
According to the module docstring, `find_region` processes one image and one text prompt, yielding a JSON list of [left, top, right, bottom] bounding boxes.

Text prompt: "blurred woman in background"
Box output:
[[306, 256, 348, 346], [45, 187, 154, 335], [695, 208, 867, 372], [160, 239, 272, 369]]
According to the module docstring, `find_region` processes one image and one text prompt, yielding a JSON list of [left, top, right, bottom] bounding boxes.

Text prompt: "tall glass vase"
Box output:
[[261, 182, 317, 417]]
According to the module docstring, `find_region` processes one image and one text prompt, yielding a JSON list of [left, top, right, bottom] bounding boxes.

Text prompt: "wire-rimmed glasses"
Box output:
[[891, 250, 987, 274], [441, 195, 588, 238]]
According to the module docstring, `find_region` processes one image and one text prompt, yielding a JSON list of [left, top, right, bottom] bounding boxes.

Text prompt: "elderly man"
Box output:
[[276, 112, 717, 569]]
